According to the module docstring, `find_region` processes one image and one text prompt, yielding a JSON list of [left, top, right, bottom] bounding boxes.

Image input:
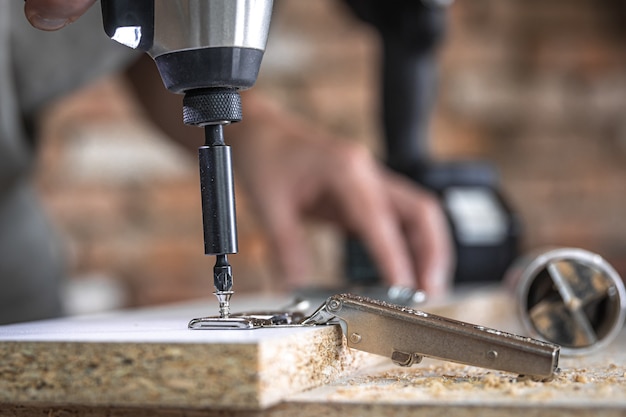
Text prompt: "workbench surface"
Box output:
[[1, 289, 625, 416]]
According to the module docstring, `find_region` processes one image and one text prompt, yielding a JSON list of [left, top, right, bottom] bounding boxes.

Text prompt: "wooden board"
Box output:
[[0, 296, 377, 412]]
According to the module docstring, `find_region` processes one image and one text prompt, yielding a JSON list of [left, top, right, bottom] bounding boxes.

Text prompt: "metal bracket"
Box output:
[[188, 310, 307, 329], [189, 293, 560, 380], [303, 293, 560, 380]]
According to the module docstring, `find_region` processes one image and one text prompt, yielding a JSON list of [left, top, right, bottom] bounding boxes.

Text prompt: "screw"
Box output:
[[349, 333, 362, 344], [327, 298, 342, 312]]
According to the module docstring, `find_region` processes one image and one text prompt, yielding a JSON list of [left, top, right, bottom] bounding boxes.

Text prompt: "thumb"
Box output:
[[24, 0, 97, 31]]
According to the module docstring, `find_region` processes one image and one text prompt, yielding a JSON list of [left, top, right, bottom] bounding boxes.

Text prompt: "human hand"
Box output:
[[230, 93, 453, 297], [24, 0, 97, 31]]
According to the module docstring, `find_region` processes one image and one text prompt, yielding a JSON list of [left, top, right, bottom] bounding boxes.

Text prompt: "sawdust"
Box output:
[[309, 359, 626, 406], [573, 373, 590, 383]]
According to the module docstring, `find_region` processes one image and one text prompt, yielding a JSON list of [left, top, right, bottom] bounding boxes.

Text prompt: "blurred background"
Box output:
[[34, 0, 626, 313]]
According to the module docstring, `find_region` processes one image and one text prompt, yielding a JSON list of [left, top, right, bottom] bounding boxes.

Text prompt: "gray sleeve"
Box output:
[[10, 2, 141, 117]]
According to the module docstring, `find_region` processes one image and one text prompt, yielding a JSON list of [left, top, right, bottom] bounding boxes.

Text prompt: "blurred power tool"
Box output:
[[343, 0, 520, 287], [506, 248, 626, 355], [101, 0, 274, 317]]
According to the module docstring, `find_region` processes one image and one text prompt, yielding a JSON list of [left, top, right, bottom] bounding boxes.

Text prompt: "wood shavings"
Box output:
[[292, 356, 626, 409], [573, 374, 590, 383]]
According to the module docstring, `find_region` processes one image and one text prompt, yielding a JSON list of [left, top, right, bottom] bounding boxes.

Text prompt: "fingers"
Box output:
[[24, 0, 97, 30], [327, 143, 453, 295], [329, 144, 416, 288], [386, 174, 454, 297]]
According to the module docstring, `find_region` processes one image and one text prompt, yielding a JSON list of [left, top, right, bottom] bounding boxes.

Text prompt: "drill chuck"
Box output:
[[183, 88, 242, 126]]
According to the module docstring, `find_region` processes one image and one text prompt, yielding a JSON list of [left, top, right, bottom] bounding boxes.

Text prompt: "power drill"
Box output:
[[101, 0, 274, 317]]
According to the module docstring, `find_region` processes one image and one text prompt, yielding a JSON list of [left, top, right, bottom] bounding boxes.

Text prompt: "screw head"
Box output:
[[327, 298, 342, 312], [349, 333, 362, 344]]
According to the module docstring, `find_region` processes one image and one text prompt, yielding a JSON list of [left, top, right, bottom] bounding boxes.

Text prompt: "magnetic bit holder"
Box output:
[[507, 247, 626, 356], [184, 88, 242, 319], [189, 293, 560, 381]]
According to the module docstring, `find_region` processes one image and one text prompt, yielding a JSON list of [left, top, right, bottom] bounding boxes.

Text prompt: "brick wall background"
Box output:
[[35, 1, 626, 311]]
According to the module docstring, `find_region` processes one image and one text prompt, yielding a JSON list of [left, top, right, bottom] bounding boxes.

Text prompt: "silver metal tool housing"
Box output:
[[106, 0, 272, 56], [103, 0, 274, 93], [149, 0, 272, 58]]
